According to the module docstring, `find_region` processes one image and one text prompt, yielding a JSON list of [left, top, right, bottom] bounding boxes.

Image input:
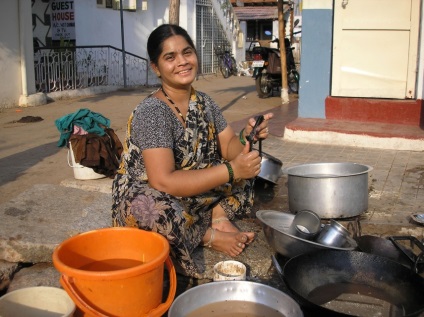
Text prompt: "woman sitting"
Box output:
[[112, 24, 273, 278]]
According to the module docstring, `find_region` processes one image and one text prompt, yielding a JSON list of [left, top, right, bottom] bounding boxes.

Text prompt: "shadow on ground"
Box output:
[[0, 142, 60, 186]]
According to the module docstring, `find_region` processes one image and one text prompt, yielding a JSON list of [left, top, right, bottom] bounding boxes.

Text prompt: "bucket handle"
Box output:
[[60, 256, 177, 317], [146, 256, 177, 317], [67, 142, 86, 169], [67, 149, 77, 168], [60, 275, 109, 317]]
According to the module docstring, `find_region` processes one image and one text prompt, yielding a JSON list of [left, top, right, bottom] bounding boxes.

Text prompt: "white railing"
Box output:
[[33, 45, 150, 93]]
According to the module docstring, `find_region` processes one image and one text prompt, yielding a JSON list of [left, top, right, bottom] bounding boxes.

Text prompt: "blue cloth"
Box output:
[[55, 108, 110, 147]]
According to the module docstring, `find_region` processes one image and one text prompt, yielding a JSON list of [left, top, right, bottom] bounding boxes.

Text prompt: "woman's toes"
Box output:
[[245, 232, 256, 244], [237, 232, 255, 245]]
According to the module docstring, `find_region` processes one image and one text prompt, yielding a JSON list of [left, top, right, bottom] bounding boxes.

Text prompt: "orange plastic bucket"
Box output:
[[52, 227, 176, 317]]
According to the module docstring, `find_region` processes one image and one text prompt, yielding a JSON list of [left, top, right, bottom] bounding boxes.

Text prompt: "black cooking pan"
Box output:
[[282, 250, 424, 317], [357, 235, 424, 274]]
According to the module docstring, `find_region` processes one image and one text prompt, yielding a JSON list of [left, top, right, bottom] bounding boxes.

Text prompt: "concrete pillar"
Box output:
[[19, 0, 46, 107]]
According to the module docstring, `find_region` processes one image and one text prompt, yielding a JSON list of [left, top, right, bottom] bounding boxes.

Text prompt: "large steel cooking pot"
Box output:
[[168, 281, 303, 317], [283, 162, 373, 218]]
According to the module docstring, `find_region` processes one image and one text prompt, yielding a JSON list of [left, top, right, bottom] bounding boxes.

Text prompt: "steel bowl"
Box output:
[[283, 162, 373, 218], [256, 210, 357, 258], [168, 281, 303, 317]]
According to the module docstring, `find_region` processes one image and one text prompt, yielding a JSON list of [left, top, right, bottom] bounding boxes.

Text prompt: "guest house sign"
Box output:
[[51, 0, 75, 41]]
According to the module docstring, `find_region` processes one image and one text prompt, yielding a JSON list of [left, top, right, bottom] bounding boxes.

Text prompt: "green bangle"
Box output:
[[239, 128, 246, 145], [224, 162, 234, 183]]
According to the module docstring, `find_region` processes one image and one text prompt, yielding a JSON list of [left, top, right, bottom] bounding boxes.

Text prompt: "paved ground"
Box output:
[[1, 74, 424, 315]]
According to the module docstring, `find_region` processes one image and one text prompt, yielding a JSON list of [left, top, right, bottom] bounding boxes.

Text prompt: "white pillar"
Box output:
[[18, 0, 46, 107], [19, 0, 35, 96]]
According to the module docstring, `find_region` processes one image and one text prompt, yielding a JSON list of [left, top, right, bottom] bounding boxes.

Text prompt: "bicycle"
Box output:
[[215, 46, 238, 78]]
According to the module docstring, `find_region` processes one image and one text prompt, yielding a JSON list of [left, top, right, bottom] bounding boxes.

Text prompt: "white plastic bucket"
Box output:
[[0, 286, 76, 317], [68, 142, 105, 180]]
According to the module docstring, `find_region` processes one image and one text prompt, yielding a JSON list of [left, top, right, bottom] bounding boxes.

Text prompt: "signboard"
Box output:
[[51, 0, 75, 41]]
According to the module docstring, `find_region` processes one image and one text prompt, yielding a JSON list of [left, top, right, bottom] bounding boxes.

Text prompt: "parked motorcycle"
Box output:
[[250, 37, 299, 98]]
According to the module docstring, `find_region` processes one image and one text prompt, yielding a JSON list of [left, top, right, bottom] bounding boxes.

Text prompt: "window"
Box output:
[[246, 20, 273, 42]]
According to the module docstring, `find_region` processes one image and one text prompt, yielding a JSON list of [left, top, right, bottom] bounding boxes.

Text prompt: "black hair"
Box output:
[[147, 24, 196, 65]]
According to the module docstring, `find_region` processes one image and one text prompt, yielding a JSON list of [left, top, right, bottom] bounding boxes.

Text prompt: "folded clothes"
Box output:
[[69, 128, 123, 178]]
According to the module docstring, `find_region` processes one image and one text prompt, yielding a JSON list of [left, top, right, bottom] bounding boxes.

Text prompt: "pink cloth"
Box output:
[[73, 125, 88, 135]]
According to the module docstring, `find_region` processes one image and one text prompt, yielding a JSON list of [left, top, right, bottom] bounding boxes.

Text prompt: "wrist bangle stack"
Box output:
[[239, 128, 246, 145], [224, 162, 234, 183]]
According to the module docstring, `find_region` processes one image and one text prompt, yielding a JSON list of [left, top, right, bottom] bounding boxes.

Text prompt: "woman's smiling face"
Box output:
[[155, 35, 198, 88]]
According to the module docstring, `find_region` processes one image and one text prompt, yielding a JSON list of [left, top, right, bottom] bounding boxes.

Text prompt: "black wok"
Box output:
[[283, 250, 424, 317], [356, 235, 424, 274]]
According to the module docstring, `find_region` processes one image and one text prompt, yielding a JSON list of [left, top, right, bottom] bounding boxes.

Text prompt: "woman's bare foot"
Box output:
[[207, 205, 255, 255], [202, 228, 255, 257], [212, 217, 238, 233]]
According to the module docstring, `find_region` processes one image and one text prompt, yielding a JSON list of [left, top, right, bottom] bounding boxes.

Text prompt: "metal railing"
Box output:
[[34, 45, 150, 93]]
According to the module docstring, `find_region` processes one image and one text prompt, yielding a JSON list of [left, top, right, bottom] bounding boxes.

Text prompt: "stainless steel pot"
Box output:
[[283, 162, 373, 218], [315, 220, 353, 247], [168, 281, 303, 317], [258, 151, 282, 184], [288, 209, 321, 240], [248, 114, 283, 185]]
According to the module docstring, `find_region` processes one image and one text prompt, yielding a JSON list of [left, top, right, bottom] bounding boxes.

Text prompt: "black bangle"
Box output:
[[224, 162, 234, 183], [239, 128, 246, 145]]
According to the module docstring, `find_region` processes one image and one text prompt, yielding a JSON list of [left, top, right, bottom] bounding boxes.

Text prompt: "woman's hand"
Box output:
[[242, 112, 274, 144], [230, 143, 262, 180]]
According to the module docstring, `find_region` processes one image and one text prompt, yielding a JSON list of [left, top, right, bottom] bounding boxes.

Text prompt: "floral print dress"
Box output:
[[111, 87, 254, 278]]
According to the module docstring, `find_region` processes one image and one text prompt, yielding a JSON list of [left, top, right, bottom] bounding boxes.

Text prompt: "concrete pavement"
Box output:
[[1, 74, 424, 305]]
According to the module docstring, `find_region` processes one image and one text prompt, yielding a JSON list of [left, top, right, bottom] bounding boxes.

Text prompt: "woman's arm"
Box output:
[[218, 113, 275, 161], [143, 147, 244, 197], [217, 125, 244, 161]]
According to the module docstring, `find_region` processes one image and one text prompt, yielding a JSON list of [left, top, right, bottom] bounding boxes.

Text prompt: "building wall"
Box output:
[[75, 1, 168, 59], [297, 0, 332, 119], [0, 2, 22, 108], [74, 1, 198, 59], [299, 0, 424, 120], [180, 0, 196, 42]]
